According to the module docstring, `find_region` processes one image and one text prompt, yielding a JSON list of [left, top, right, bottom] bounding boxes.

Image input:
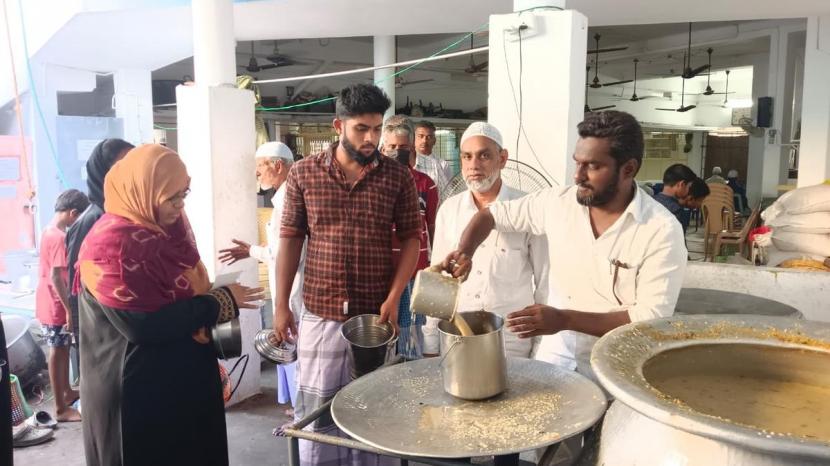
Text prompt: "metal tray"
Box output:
[[331, 357, 606, 458]]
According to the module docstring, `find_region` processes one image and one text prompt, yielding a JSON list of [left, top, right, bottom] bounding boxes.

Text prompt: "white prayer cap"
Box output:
[[255, 142, 294, 162], [727, 169, 738, 178], [460, 122, 503, 149]]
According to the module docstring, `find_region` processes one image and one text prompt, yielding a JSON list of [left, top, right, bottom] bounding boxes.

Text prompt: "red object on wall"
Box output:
[[0, 135, 36, 276]]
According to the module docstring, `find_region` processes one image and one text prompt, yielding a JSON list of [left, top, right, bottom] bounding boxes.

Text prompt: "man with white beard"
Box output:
[[423, 122, 549, 358]]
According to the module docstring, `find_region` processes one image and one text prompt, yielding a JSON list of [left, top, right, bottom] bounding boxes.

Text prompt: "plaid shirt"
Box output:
[[280, 143, 422, 321]]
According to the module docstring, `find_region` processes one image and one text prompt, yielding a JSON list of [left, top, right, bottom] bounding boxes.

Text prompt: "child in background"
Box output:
[[35, 189, 89, 422]]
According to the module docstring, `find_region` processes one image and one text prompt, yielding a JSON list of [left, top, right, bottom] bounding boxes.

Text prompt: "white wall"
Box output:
[[29, 63, 97, 232], [113, 69, 155, 145], [798, 16, 830, 186], [488, 9, 587, 187], [0, 0, 82, 106]]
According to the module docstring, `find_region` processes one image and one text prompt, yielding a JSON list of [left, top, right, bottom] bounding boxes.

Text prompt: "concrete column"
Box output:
[[760, 29, 788, 199], [192, 0, 236, 86], [745, 54, 768, 206], [113, 69, 153, 145], [177, 0, 261, 405], [488, 9, 587, 188], [373, 35, 396, 120], [797, 16, 830, 187]]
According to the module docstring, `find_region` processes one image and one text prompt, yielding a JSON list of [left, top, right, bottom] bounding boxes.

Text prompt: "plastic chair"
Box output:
[[702, 198, 736, 261], [713, 204, 761, 260]]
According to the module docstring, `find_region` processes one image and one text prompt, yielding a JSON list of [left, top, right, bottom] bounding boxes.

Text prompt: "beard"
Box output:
[[465, 171, 500, 193], [576, 169, 620, 207], [341, 137, 379, 166]]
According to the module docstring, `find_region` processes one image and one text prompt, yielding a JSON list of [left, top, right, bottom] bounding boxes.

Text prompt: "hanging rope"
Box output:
[[1, 0, 35, 200], [13, 0, 68, 188]]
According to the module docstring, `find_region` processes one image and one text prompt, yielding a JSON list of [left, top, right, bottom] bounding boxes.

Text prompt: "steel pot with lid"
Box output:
[[591, 315, 830, 465]]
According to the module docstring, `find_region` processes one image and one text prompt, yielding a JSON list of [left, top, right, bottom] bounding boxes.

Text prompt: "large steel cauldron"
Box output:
[[591, 315, 830, 465]]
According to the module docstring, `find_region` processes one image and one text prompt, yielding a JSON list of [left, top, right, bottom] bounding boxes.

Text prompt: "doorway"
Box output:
[[704, 134, 749, 184]]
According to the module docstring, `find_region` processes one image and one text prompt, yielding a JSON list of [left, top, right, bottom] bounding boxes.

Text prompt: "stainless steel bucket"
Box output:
[[438, 310, 507, 400], [211, 318, 241, 360], [341, 314, 397, 379]]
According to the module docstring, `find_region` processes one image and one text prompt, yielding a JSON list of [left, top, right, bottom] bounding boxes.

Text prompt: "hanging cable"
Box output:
[[502, 24, 558, 185], [1, 0, 35, 199], [14, 0, 68, 188], [515, 26, 524, 191]]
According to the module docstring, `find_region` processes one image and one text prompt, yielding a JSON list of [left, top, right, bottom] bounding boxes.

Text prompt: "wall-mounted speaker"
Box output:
[[757, 96, 773, 128]]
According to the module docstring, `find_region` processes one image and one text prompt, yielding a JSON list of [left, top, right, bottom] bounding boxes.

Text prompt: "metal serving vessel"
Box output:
[[591, 315, 830, 465]]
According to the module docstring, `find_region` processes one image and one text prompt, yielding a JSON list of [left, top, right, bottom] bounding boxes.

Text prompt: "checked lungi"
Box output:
[[294, 312, 398, 466]]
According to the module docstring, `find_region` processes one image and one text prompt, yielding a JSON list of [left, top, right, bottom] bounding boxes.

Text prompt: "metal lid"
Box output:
[[254, 329, 297, 365]]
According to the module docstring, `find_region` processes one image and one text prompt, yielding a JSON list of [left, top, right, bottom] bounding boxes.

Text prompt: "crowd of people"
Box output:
[[24, 82, 717, 465]]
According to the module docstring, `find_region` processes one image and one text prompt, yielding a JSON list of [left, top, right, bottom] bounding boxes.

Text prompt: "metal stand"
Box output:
[[282, 400, 534, 466]]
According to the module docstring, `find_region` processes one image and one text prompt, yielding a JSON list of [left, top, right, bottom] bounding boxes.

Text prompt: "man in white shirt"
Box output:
[[218, 141, 304, 413], [440, 111, 687, 383], [424, 122, 548, 358], [414, 121, 453, 197], [705, 166, 727, 184]]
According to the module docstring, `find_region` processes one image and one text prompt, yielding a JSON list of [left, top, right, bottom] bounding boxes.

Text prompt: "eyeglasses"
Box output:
[[166, 188, 191, 205]]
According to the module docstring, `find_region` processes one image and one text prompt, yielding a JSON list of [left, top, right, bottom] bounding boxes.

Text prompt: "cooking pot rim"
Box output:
[[591, 314, 830, 459]]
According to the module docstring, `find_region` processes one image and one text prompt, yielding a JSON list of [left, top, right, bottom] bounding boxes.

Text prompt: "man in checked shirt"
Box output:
[[274, 84, 421, 466]]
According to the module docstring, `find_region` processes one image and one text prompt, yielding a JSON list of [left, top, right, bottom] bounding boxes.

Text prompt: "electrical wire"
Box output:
[[515, 26, 524, 192], [501, 23, 558, 186], [257, 24, 489, 112], [15, 0, 68, 188], [1, 0, 34, 200]]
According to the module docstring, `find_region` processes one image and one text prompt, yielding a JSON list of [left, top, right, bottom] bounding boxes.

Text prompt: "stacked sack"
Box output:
[[761, 181, 830, 267]]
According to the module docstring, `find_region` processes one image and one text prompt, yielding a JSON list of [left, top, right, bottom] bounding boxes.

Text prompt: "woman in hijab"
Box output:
[[77, 144, 262, 466], [66, 138, 134, 361]]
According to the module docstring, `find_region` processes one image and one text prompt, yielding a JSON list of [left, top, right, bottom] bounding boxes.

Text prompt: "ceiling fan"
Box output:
[[265, 40, 296, 67], [587, 34, 633, 88], [701, 69, 738, 108], [699, 48, 734, 96], [465, 35, 488, 75], [584, 66, 616, 113], [656, 72, 696, 112], [626, 59, 660, 102], [395, 76, 434, 88], [681, 23, 710, 79], [240, 41, 278, 73]]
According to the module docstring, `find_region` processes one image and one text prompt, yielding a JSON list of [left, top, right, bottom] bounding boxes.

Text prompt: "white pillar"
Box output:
[[760, 28, 790, 198], [797, 16, 830, 187], [177, 0, 261, 405], [746, 55, 768, 206], [192, 0, 236, 87], [488, 9, 587, 188], [373, 35, 396, 120], [113, 69, 153, 145]]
